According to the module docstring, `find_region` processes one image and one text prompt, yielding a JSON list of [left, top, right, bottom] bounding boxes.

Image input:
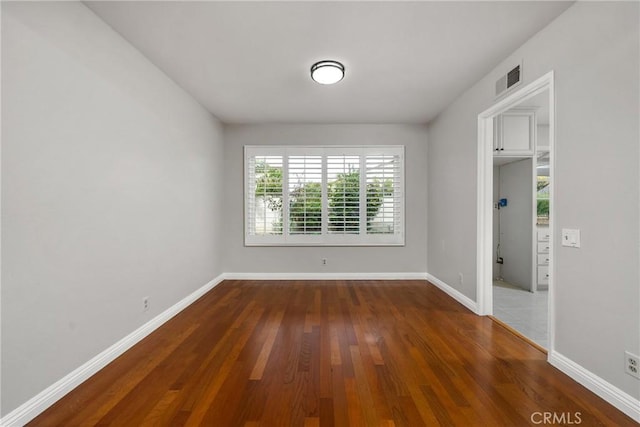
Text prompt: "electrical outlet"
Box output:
[[321, 258, 327, 266], [142, 297, 150, 312], [625, 351, 640, 379]]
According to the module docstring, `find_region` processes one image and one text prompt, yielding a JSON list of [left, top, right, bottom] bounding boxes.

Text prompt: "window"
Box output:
[[245, 145, 404, 246], [537, 175, 550, 225]]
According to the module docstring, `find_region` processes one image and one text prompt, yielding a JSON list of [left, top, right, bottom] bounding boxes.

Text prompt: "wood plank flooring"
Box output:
[[29, 280, 636, 426]]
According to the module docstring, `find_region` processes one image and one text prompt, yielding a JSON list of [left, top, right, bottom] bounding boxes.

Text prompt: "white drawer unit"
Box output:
[[537, 265, 549, 286], [536, 227, 551, 289]]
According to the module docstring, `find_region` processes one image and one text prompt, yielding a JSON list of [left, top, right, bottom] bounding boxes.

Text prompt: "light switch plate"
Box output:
[[562, 228, 581, 248]]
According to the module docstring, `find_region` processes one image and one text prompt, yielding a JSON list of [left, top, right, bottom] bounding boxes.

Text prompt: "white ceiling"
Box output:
[[87, 1, 572, 124]]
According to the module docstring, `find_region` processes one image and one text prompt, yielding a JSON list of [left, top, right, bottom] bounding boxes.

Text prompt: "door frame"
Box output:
[[476, 71, 555, 351]]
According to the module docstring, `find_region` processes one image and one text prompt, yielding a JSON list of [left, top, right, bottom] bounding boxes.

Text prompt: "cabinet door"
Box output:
[[537, 254, 550, 265], [537, 265, 549, 285], [501, 113, 533, 154], [537, 229, 551, 241], [537, 242, 550, 253], [493, 116, 501, 151], [494, 111, 535, 156]]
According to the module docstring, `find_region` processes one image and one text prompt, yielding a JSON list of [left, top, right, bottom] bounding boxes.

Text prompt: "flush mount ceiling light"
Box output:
[[310, 60, 345, 85]]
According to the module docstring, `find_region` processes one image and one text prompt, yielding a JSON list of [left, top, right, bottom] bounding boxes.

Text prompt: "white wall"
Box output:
[[223, 124, 428, 275], [428, 1, 639, 399], [498, 159, 533, 291], [426, 113, 477, 295], [1, 2, 224, 415], [537, 124, 550, 149]]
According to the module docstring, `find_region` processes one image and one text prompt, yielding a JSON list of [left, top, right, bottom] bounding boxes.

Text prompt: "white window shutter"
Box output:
[[245, 145, 404, 246]]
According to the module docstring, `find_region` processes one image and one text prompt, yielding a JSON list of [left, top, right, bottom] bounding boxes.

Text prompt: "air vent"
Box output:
[[495, 63, 522, 98], [507, 65, 520, 88]]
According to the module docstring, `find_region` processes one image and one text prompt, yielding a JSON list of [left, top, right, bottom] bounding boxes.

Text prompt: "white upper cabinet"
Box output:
[[494, 109, 536, 156]]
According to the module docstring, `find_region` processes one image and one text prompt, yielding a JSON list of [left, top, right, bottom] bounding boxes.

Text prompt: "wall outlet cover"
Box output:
[[561, 228, 581, 248], [625, 351, 640, 379]]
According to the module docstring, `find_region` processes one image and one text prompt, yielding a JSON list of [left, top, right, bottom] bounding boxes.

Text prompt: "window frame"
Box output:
[[244, 145, 405, 247]]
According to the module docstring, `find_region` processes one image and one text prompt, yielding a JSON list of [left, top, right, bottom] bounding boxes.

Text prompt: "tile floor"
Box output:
[[493, 280, 548, 349]]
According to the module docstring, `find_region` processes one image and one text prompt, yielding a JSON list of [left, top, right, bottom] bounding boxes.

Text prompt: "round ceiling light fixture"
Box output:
[[310, 60, 345, 85]]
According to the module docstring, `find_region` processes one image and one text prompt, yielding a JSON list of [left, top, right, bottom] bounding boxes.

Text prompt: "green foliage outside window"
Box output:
[[537, 199, 549, 217], [289, 181, 322, 233], [537, 176, 550, 222]]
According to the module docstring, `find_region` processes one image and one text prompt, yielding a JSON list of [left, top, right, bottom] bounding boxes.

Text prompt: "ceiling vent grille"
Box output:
[[495, 63, 522, 98]]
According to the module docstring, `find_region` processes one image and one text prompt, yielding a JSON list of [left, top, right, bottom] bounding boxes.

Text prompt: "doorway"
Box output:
[[476, 72, 555, 352]]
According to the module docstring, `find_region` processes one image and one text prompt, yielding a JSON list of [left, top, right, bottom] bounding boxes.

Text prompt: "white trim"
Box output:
[[0, 274, 226, 427], [476, 114, 494, 315], [546, 76, 557, 357], [476, 71, 555, 343], [426, 273, 478, 314], [223, 272, 428, 281], [0, 4, 4, 415], [548, 351, 640, 423]]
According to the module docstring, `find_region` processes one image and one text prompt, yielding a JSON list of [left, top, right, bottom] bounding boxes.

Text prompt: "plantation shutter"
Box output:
[[327, 155, 361, 234], [246, 154, 284, 238], [365, 152, 403, 236], [245, 145, 404, 246], [288, 155, 322, 235]]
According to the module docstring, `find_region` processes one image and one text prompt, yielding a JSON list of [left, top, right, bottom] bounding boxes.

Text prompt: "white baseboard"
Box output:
[[223, 272, 429, 281], [548, 350, 640, 422], [426, 273, 478, 314], [0, 274, 226, 427]]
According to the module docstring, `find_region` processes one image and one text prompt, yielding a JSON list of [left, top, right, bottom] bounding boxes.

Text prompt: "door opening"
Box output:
[[476, 71, 555, 352]]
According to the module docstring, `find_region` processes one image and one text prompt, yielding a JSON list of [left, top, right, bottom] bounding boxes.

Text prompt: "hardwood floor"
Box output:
[[29, 280, 635, 426]]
